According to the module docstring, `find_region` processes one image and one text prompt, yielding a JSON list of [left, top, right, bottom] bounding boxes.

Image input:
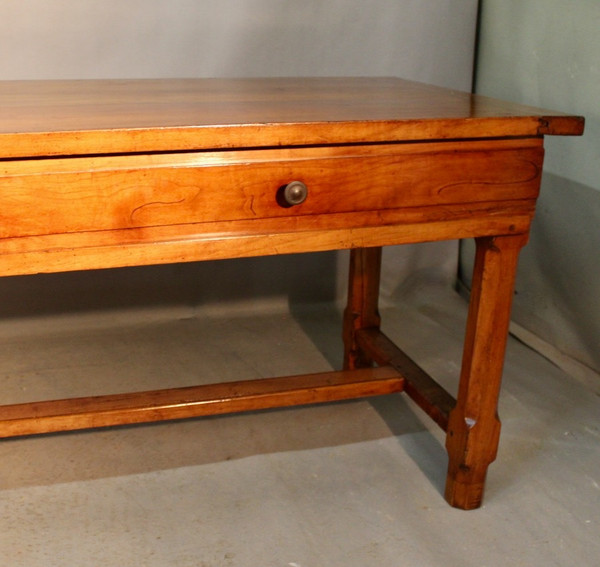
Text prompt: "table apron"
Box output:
[[0, 139, 543, 276]]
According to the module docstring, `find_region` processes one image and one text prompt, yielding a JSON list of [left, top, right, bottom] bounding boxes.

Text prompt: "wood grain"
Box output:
[[0, 77, 586, 509], [355, 327, 456, 431], [0, 139, 543, 239], [0, 78, 584, 158], [445, 234, 528, 509], [343, 247, 383, 370], [0, 137, 543, 276], [0, 366, 404, 438], [0, 201, 537, 277]]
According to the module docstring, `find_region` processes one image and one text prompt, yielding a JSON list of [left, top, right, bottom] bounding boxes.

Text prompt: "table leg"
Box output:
[[445, 234, 528, 509], [343, 247, 382, 370]]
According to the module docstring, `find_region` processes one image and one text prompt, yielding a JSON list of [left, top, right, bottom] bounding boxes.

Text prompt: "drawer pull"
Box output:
[[280, 180, 308, 207]]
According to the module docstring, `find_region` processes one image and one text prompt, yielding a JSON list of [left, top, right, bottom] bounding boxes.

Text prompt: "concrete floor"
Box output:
[[1, 283, 599, 566]]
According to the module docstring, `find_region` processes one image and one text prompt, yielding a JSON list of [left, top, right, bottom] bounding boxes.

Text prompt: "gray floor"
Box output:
[[1, 283, 599, 566]]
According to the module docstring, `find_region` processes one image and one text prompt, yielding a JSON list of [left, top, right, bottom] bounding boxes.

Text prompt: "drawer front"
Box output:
[[0, 140, 543, 239]]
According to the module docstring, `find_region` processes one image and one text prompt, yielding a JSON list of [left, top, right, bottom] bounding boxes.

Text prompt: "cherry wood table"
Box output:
[[0, 78, 583, 509]]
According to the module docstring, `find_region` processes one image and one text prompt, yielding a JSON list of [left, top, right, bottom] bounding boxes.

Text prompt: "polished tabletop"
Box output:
[[0, 77, 584, 158]]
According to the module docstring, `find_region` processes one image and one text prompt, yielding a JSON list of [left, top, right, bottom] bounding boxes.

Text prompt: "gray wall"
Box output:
[[463, 0, 600, 373], [0, 1, 478, 318], [1, 0, 476, 86]]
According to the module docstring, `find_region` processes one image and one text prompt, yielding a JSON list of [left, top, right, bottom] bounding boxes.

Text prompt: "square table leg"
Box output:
[[343, 235, 528, 509], [343, 247, 383, 370], [444, 234, 528, 509]]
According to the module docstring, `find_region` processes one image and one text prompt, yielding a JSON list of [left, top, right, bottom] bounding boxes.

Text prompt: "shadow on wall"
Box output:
[[460, 172, 600, 373], [0, 239, 460, 321], [0, 252, 340, 319]]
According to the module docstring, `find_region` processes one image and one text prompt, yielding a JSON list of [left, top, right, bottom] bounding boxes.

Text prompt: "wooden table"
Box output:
[[0, 78, 583, 509]]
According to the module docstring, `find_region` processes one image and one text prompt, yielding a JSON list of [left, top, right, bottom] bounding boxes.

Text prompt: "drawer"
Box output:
[[0, 140, 543, 239]]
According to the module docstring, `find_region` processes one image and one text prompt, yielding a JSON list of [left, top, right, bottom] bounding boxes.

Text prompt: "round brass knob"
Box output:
[[282, 181, 308, 206]]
